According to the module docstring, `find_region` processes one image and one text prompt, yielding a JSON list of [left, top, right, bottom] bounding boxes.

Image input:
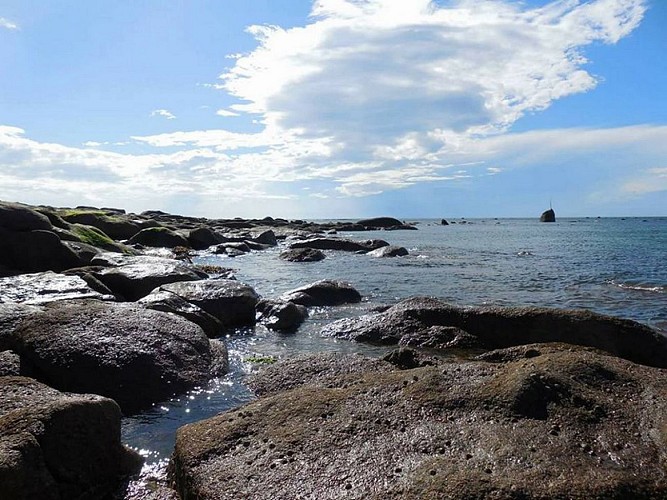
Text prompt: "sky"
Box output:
[[0, 0, 665, 219]]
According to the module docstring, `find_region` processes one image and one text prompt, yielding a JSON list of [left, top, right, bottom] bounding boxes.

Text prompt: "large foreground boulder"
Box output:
[[159, 279, 259, 327], [321, 297, 667, 368], [0, 299, 227, 413], [170, 347, 667, 499], [0, 376, 141, 500], [280, 280, 362, 307]]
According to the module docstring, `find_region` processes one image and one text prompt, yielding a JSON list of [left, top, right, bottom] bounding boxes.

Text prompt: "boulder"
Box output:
[[187, 227, 223, 250], [159, 279, 259, 328], [139, 289, 224, 338], [0, 299, 227, 413], [367, 245, 409, 257], [128, 227, 190, 248], [0, 376, 141, 500], [253, 230, 278, 246], [540, 208, 556, 222], [0, 201, 53, 231], [0, 271, 112, 304], [290, 237, 389, 252], [440, 219, 449, 226], [91, 255, 207, 301], [281, 280, 361, 307], [255, 299, 308, 332], [171, 347, 667, 499], [59, 210, 141, 240], [321, 297, 667, 368], [0, 228, 85, 273], [279, 248, 326, 262], [355, 216, 404, 228]]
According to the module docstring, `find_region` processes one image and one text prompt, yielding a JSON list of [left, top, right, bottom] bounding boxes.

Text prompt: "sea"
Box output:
[[121, 217, 667, 471]]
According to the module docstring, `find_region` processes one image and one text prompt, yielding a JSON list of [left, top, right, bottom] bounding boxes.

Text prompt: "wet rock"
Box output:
[[187, 227, 223, 250], [0, 271, 112, 305], [398, 325, 481, 350], [279, 248, 326, 262], [255, 299, 308, 332], [321, 297, 667, 368], [280, 280, 362, 307], [172, 347, 667, 499], [0, 376, 141, 500], [0, 299, 226, 413], [128, 227, 190, 248], [59, 210, 141, 240], [367, 245, 409, 257], [61, 240, 102, 264], [139, 289, 223, 338], [253, 230, 278, 246], [91, 255, 207, 301], [159, 279, 259, 328], [290, 237, 389, 253]]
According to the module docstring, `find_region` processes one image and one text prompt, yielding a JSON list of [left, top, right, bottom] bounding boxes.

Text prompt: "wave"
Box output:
[[609, 280, 666, 294]]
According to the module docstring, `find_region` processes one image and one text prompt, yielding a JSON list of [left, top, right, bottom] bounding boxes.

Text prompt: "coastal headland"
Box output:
[[1, 200, 666, 499]]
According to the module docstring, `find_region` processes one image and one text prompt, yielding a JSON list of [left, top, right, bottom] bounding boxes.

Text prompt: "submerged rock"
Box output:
[[0, 376, 141, 500], [367, 245, 409, 258], [0, 299, 226, 413], [280, 280, 362, 307], [255, 299, 308, 332], [321, 297, 667, 368], [171, 347, 667, 499]]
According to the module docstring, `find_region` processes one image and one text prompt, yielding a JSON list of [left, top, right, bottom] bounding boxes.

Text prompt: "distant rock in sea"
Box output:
[[540, 208, 556, 222]]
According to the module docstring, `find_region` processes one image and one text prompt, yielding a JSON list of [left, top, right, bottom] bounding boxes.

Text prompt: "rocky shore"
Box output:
[[1, 200, 666, 499]]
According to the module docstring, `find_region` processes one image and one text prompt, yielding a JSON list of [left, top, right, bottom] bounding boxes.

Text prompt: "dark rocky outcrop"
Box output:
[[58, 210, 141, 240], [159, 279, 259, 328], [253, 230, 278, 246], [540, 208, 556, 222], [281, 280, 362, 307], [354, 217, 417, 230], [321, 297, 667, 368], [440, 219, 449, 225], [187, 227, 223, 250], [90, 255, 207, 301], [290, 237, 388, 253], [0, 201, 53, 231], [0, 228, 85, 274], [0, 377, 141, 500], [170, 347, 667, 499], [367, 245, 409, 257], [0, 271, 113, 304], [0, 299, 227, 413], [128, 227, 190, 248], [279, 248, 326, 262], [139, 289, 223, 338], [255, 299, 308, 332]]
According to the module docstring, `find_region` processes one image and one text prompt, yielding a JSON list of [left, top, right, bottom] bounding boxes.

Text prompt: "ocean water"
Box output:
[[121, 217, 667, 465]]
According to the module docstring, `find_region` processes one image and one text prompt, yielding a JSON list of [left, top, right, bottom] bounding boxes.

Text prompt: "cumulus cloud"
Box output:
[[150, 109, 176, 120], [0, 17, 18, 30]]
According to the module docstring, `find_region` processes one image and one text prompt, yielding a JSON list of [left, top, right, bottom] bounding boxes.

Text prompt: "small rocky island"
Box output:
[[540, 208, 556, 222], [1, 200, 666, 499]]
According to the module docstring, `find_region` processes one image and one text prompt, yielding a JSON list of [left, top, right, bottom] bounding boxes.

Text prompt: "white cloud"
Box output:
[[0, 17, 18, 30], [216, 109, 240, 117], [150, 109, 176, 120]]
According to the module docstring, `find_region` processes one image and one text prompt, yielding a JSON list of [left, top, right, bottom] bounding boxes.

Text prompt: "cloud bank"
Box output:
[[2, 0, 664, 217]]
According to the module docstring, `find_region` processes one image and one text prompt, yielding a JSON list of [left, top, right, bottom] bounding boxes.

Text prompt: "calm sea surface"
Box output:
[[121, 217, 667, 464]]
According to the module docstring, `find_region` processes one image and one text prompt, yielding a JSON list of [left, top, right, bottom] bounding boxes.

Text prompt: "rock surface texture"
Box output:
[[171, 347, 667, 499], [321, 297, 667, 368], [0, 377, 141, 500], [281, 280, 362, 307]]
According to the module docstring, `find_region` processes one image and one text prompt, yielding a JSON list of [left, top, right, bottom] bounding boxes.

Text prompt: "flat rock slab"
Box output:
[[0, 376, 141, 500], [0, 271, 112, 304], [159, 279, 259, 328], [91, 255, 207, 301], [171, 346, 667, 499], [0, 299, 226, 413], [281, 280, 362, 307], [321, 296, 667, 369], [289, 237, 388, 253]]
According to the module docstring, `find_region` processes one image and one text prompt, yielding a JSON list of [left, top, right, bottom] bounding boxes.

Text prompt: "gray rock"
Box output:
[[0, 201, 52, 231], [91, 255, 207, 301], [187, 227, 223, 250], [139, 289, 223, 337], [0, 299, 226, 413], [321, 296, 667, 368], [255, 299, 308, 332], [172, 347, 667, 499], [279, 248, 326, 262], [0, 350, 25, 376], [0, 271, 112, 305], [0, 376, 141, 499], [128, 227, 190, 248], [367, 245, 409, 257], [159, 279, 259, 327], [59, 210, 141, 240], [253, 230, 278, 246], [281, 280, 361, 306], [290, 237, 389, 252]]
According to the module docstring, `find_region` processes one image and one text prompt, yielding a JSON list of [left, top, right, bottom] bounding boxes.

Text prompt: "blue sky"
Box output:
[[0, 0, 665, 218]]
